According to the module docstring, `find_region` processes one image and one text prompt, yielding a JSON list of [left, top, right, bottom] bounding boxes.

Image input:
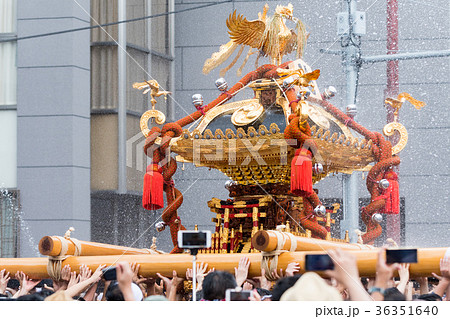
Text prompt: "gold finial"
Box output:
[[203, 3, 308, 75], [344, 230, 349, 243], [286, 221, 290, 233], [150, 237, 157, 250], [64, 227, 75, 239], [384, 92, 425, 119], [133, 80, 171, 110], [355, 229, 364, 244], [136, 79, 170, 136], [383, 122, 408, 155], [194, 224, 198, 231]]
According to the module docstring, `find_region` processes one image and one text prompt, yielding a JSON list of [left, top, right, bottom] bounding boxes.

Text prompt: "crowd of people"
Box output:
[[0, 248, 449, 301]]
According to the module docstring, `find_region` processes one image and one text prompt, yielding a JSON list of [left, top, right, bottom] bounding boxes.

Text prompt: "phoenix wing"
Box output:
[[226, 10, 266, 49]]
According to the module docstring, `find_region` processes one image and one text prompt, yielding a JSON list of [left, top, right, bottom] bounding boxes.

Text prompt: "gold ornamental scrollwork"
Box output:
[[383, 122, 408, 155], [231, 100, 264, 126], [140, 110, 166, 137]]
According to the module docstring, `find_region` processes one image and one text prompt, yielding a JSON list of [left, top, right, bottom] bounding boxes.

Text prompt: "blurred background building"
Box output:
[[0, 0, 448, 257]]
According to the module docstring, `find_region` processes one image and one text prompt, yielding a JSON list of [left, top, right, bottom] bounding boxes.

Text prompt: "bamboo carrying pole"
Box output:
[[38, 236, 154, 257], [1, 247, 449, 279], [252, 230, 376, 252]]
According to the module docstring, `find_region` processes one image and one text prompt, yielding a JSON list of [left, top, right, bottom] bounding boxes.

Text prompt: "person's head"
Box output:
[[384, 287, 406, 301], [144, 295, 168, 301], [44, 290, 73, 301], [202, 271, 237, 301], [36, 288, 54, 299], [16, 293, 45, 301], [7, 279, 19, 294], [279, 272, 342, 301], [105, 281, 124, 301], [271, 275, 301, 301], [260, 89, 277, 107], [416, 293, 442, 301]]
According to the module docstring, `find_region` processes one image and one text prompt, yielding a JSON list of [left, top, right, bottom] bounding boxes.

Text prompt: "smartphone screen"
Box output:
[[305, 254, 334, 271], [182, 232, 207, 247], [102, 267, 117, 281], [225, 289, 252, 301], [386, 249, 418, 264]]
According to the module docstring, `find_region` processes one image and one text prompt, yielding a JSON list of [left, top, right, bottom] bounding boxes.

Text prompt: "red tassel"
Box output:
[[142, 164, 164, 210], [384, 171, 399, 214], [290, 149, 313, 196]]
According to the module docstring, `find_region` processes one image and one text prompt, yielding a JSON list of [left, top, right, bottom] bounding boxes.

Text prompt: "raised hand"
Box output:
[[252, 268, 271, 290], [156, 272, 172, 294], [0, 269, 10, 295], [91, 264, 106, 282], [270, 268, 284, 281], [439, 257, 450, 280], [325, 249, 371, 301], [375, 248, 401, 289], [185, 268, 193, 281], [154, 277, 165, 295], [168, 270, 184, 301], [171, 270, 184, 289], [130, 262, 141, 283], [116, 262, 136, 301], [430, 257, 450, 298], [79, 264, 92, 282], [60, 264, 71, 282], [15, 271, 40, 297], [325, 249, 360, 286], [243, 281, 253, 290], [195, 262, 212, 290], [235, 257, 251, 287], [67, 271, 79, 289], [396, 263, 410, 294], [285, 262, 300, 277]]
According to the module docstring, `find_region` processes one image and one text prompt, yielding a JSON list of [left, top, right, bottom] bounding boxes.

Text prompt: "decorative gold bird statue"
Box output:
[[384, 92, 426, 119], [133, 80, 171, 109], [203, 3, 308, 76]]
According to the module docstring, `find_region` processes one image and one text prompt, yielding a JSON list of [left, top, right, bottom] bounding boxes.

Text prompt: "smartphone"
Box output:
[[385, 249, 418, 264], [102, 267, 117, 281], [305, 254, 334, 271], [177, 230, 211, 249], [225, 289, 253, 301]]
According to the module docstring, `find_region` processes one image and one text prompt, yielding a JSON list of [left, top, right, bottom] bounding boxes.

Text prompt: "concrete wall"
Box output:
[[168, 0, 450, 249], [16, 0, 91, 256]]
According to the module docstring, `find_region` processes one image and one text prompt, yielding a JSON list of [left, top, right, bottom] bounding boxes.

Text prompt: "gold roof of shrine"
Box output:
[[171, 121, 375, 185]]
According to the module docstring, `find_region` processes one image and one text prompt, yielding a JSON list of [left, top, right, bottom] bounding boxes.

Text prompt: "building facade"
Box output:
[[0, 0, 448, 256]]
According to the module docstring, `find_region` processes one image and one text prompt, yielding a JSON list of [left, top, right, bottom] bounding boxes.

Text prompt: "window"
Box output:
[[0, 190, 20, 257], [0, 0, 17, 106], [0, 0, 17, 188], [0, 0, 18, 257]]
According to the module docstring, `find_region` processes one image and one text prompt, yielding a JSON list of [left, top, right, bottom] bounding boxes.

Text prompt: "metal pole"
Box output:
[[118, 0, 127, 194], [385, 0, 401, 243], [169, 0, 176, 122], [341, 0, 359, 243], [192, 253, 197, 301], [361, 50, 450, 63]]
